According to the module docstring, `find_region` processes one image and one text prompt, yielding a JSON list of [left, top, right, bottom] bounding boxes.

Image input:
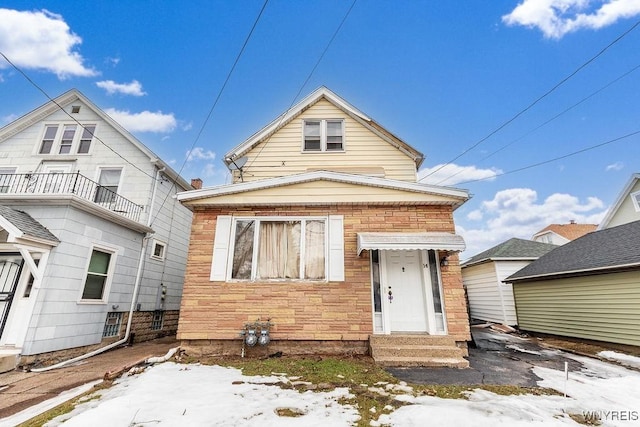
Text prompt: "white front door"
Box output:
[[384, 251, 428, 332]]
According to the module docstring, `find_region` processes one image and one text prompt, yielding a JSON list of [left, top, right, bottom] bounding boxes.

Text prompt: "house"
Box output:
[[598, 173, 640, 230], [508, 220, 640, 347], [531, 220, 597, 245], [0, 89, 193, 371], [176, 87, 472, 367], [461, 238, 557, 326]]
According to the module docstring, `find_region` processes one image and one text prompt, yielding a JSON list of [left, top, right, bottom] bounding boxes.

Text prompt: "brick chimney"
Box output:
[[191, 178, 203, 190]]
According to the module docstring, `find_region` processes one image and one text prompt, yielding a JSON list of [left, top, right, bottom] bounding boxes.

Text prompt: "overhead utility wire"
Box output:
[[435, 61, 640, 185], [149, 0, 269, 226], [0, 51, 159, 181], [420, 17, 640, 183], [456, 129, 640, 186], [243, 0, 357, 172]]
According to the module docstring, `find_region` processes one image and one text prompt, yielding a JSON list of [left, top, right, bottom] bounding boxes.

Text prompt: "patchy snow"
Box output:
[[505, 344, 542, 355], [598, 351, 640, 370], [3, 351, 637, 427]]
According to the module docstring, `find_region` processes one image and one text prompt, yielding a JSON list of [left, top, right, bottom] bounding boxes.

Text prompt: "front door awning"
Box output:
[[357, 232, 466, 255]]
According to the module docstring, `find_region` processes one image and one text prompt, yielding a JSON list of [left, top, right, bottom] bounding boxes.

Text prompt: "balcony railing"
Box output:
[[0, 172, 143, 222]]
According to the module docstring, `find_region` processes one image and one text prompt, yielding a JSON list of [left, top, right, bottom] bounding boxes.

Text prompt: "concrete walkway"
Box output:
[[0, 336, 178, 422]]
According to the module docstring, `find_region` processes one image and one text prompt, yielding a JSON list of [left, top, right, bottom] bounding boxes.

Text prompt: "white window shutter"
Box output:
[[328, 215, 344, 281], [210, 215, 232, 281]]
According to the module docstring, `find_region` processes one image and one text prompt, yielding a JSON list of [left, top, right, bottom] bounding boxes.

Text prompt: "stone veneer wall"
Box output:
[[178, 204, 470, 356]]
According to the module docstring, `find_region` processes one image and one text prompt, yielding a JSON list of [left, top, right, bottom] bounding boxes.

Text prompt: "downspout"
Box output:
[[31, 168, 163, 372]]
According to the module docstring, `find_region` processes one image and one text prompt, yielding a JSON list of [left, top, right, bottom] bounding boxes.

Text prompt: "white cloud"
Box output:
[[503, 0, 640, 39], [104, 108, 176, 133], [1, 113, 18, 125], [96, 80, 146, 96], [459, 187, 607, 257], [186, 147, 216, 161], [0, 8, 96, 78], [105, 56, 120, 67], [419, 164, 502, 186], [605, 161, 624, 171], [203, 163, 216, 177]]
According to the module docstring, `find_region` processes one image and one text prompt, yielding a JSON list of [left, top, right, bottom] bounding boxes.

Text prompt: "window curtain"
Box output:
[[231, 220, 255, 279], [304, 220, 325, 279], [258, 221, 300, 279]]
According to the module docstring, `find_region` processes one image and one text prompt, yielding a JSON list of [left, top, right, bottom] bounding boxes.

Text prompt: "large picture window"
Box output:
[[230, 218, 326, 281]]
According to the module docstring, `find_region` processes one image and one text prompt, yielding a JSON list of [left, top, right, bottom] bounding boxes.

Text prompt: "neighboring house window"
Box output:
[[210, 215, 344, 282], [59, 125, 77, 154], [37, 123, 96, 155], [39, 125, 58, 154], [151, 240, 166, 261], [94, 168, 122, 204], [81, 247, 115, 301], [303, 119, 344, 152], [77, 125, 96, 154], [151, 310, 164, 330], [103, 312, 123, 337], [631, 191, 640, 212], [0, 167, 16, 193]]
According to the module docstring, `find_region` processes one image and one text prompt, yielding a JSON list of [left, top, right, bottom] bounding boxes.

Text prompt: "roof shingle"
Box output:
[[462, 238, 558, 267], [0, 205, 59, 244]]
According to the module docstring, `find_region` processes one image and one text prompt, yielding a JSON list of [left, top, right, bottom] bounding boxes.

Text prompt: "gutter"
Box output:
[[31, 167, 163, 372], [507, 261, 640, 283]]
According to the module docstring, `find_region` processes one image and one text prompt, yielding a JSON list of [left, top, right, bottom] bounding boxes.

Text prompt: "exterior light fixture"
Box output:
[[440, 256, 449, 267]]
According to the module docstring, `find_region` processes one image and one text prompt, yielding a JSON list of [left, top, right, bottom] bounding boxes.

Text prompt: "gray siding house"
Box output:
[[508, 220, 640, 347], [0, 89, 193, 370]]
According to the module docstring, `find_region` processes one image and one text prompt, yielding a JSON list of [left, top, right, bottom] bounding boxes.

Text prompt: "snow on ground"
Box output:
[[598, 351, 640, 370], [32, 354, 640, 427]]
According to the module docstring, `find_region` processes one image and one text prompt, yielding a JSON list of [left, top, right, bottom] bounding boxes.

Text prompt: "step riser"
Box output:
[[370, 335, 457, 347], [371, 347, 464, 359], [376, 358, 470, 368], [0, 354, 17, 374]]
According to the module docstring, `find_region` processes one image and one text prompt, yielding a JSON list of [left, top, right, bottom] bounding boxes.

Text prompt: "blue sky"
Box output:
[[1, 1, 639, 256]]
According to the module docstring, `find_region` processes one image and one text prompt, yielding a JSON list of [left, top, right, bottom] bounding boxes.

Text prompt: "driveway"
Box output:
[[388, 327, 585, 386]]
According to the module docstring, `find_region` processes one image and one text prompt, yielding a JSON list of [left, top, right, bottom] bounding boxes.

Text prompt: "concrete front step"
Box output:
[[0, 352, 19, 374], [369, 334, 468, 368], [375, 356, 470, 368], [371, 344, 465, 359]]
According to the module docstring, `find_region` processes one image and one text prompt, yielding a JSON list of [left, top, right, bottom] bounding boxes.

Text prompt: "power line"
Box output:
[[435, 61, 640, 185], [150, 0, 269, 226], [420, 17, 640, 183], [243, 0, 358, 173], [456, 129, 640, 186], [0, 51, 159, 181]]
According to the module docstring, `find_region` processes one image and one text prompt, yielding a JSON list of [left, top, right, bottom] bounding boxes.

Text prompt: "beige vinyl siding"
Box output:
[[183, 180, 461, 206], [606, 180, 640, 228], [240, 99, 417, 182], [462, 260, 528, 325], [513, 271, 640, 346]]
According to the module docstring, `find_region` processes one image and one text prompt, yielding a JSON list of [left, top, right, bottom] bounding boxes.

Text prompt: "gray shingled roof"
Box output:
[[508, 220, 640, 282], [462, 238, 558, 267], [0, 205, 59, 244]]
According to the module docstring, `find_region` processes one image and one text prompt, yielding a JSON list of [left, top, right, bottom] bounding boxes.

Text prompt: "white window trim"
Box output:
[[150, 239, 167, 261], [301, 119, 345, 152], [210, 215, 344, 283], [77, 244, 119, 304], [631, 191, 640, 212], [36, 123, 97, 156]]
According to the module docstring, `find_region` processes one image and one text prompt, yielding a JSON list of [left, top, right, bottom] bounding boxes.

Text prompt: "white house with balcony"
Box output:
[[0, 89, 193, 371]]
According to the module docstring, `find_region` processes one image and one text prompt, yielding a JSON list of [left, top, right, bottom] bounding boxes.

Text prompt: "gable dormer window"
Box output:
[[303, 119, 344, 152], [38, 124, 96, 155], [631, 191, 640, 212]]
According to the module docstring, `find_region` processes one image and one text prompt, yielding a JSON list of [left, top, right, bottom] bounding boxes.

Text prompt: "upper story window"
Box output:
[[94, 168, 122, 204], [38, 124, 96, 155], [631, 191, 640, 212], [303, 119, 344, 152]]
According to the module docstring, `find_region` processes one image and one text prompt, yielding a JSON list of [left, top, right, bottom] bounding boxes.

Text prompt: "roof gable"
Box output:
[[509, 220, 640, 281], [598, 173, 640, 230], [223, 87, 424, 169], [533, 223, 597, 241], [462, 238, 558, 267], [0, 89, 191, 191]]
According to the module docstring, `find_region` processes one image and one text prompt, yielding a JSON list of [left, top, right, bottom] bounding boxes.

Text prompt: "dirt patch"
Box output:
[[531, 333, 640, 358]]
